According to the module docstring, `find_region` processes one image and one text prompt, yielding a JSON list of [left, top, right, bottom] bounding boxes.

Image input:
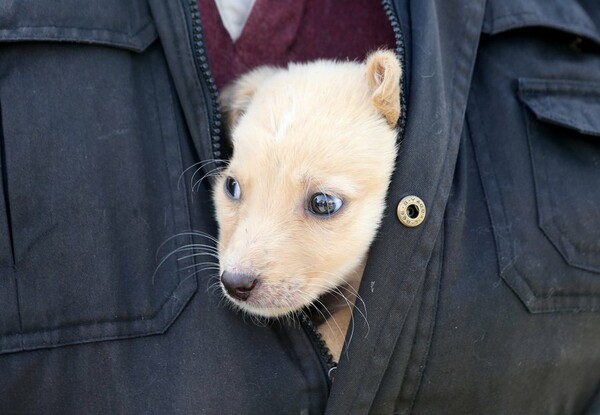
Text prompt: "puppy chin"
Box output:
[[232, 302, 300, 318], [223, 292, 309, 318]]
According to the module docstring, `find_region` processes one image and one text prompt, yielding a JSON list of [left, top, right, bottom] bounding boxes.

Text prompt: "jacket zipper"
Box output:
[[299, 312, 338, 390], [183, 0, 407, 394], [185, 0, 226, 163], [382, 0, 408, 137]]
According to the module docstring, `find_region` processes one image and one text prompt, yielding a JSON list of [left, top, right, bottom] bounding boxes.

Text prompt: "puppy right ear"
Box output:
[[365, 50, 402, 127], [220, 66, 279, 128]]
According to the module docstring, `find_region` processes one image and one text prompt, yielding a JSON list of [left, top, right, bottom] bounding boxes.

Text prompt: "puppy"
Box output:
[[213, 50, 401, 361]]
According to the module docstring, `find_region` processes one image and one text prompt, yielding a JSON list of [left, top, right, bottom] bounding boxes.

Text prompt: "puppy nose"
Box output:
[[220, 271, 258, 301]]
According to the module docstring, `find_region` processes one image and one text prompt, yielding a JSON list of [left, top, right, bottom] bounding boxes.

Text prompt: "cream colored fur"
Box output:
[[214, 50, 401, 362]]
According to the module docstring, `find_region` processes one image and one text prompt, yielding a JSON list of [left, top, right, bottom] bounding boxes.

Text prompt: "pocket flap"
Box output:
[[482, 0, 600, 45], [0, 1, 157, 52], [518, 79, 600, 137]]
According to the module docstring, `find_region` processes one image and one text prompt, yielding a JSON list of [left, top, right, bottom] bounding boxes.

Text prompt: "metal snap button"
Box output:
[[397, 195, 426, 227]]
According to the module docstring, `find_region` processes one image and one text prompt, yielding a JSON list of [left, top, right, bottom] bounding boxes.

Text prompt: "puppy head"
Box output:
[[214, 50, 401, 317]]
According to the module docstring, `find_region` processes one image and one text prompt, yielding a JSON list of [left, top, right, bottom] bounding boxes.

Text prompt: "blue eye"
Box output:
[[224, 177, 241, 200], [309, 193, 343, 216]]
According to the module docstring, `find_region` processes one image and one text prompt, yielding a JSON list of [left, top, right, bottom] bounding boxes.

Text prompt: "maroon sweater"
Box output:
[[199, 0, 396, 90]]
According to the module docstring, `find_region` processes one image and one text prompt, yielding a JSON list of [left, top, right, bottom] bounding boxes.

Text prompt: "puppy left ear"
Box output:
[[220, 66, 279, 129], [366, 50, 402, 127]]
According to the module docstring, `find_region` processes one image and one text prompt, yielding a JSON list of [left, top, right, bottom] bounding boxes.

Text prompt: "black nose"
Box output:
[[220, 271, 258, 301]]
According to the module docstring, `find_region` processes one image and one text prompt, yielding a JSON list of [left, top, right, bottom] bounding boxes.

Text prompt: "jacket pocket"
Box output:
[[500, 78, 600, 313], [469, 0, 600, 313], [0, 1, 197, 353], [519, 79, 600, 273]]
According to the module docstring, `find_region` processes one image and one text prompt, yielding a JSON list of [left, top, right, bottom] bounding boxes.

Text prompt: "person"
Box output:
[[0, 0, 599, 413]]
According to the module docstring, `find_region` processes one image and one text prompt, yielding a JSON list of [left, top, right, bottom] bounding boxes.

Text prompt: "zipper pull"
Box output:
[[328, 363, 338, 383]]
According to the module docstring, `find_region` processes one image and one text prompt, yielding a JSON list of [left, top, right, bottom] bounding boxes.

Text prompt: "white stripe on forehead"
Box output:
[[271, 105, 296, 142]]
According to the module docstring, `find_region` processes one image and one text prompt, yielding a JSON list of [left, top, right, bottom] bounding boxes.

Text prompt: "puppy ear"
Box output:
[[366, 50, 402, 127], [220, 66, 279, 128]]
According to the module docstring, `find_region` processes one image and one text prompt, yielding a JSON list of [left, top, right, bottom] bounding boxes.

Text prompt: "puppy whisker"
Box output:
[[153, 231, 221, 285], [192, 165, 227, 193], [178, 262, 220, 272], [155, 231, 221, 259], [299, 292, 346, 350], [177, 252, 221, 262], [181, 159, 229, 192]]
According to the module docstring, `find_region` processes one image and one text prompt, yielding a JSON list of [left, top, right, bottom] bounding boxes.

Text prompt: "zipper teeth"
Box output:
[[187, 0, 225, 163], [299, 313, 337, 385], [381, 0, 408, 140]]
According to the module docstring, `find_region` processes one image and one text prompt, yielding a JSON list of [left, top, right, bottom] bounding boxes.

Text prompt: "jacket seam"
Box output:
[[0, 19, 155, 38]]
